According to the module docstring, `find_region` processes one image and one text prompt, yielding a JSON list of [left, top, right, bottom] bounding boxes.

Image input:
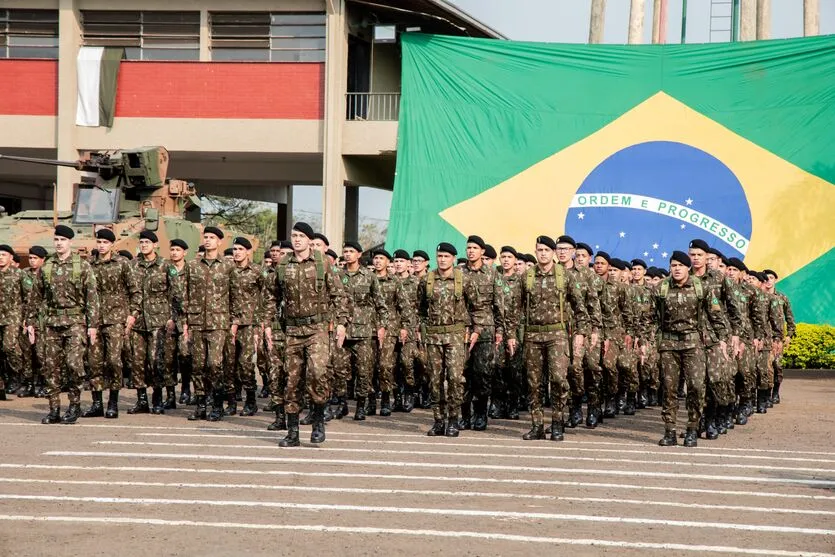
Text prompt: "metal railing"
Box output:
[[346, 92, 401, 121]]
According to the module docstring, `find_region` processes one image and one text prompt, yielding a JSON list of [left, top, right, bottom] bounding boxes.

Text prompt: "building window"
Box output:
[[0, 9, 59, 59], [81, 11, 200, 61], [210, 12, 326, 62]]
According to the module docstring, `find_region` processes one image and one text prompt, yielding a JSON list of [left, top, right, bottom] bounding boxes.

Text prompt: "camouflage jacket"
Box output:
[[764, 290, 786, 343], [694, 268, 742, 345], [231, 261, 266, 327], [133, 255, 181, 331], [517, 263, 590, 342], [397, 274, 421, 337], [90, 254, 141, 327], [502, 272, 524, 338], [166, 261, 188, 333], [376, 273, 412, 333], [24, 267, 41, 329], [28, 253, 99, 329], [600, 276, 634, 339], [0, 266, 32, 327], [730, 280, 762, 341], [267, 250, 349, 337], [417, 268, 484, 345], [566, 264, 603, 334], [181, 255, 234, 331], [338, 266, 388, 339], [631, 280, 656, 341], [773, 290, 796, 338], [262, 268, 285, 341], [462, 263, 507, 340], [653, 276, 727, 351]]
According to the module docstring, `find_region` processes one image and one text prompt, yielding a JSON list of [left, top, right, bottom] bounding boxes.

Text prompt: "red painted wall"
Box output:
[[114, 62, 325, 119], [0, 60, 58, 115]]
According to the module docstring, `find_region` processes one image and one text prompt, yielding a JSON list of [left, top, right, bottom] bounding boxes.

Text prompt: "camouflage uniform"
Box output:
[[27, 254, 99, 411], [375, 273, 409, 400], [396, 273, 421, 394], [163, 263, 190, 399], [263, 268, 287, 408], [771, 290, 795, 392], [565, 264, 602, 421], [654, 276, 726, 433], [583, 269, 612, 417], [225, 261, 267, 396], [730, 280, 762, 417], [516, 263, 589, 431], [492, 272, 525, 417], [88, 254, 139, 392], [600, 275, 633, 412], [756, 290, 784, 393], [0, 266, 31, 393], [417, 268, 484, 426], [633, 279, 659, 399], [696, 269, 741, 410]]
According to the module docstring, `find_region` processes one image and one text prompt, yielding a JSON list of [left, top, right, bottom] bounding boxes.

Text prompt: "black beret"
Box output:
[[233, 236, 252, 250], [343, 240, 363, 252], [720, 255, 730, 267], [575, 242, 594, 255], [412, 250, 429, 261], [749, 271, 762, 282], [614, 259, 630, 271], [203, 226, 224, 240], [500, 246, 517, 257], [555, 235, 576, 247], [118, 249, 133, 260], [263, 250, 271, 259], [457, 257, 467, 265], [658, 268, 669, 277], [292, 222, 315, 239], [393, 249, 410, 260], [536, 235, 556, 250], [374, 249, 392, 260], [670, 250, 692, 267], [728, 257, 747, 272], [483, 244, 497, 259], [313, 232, 330, 246], [197, 245, 206, 253], [170, 238, 188, 250], [29, 245, 47, 259], [0, 244, 14, 256], [95, 229, 116, 242], [280, 240, 292, 250], [595, 251, 611, 263], [54, 225, 74, 240], [270, 240, 282, 248], [139, 230, 158, 243], [523, 253, 536, 264], [645, 267, 658, 278], [436, 242, 457, 256], [223, 248, 234, 257], [688, 239, 710, 252], [466, 235, 485, 249], [707, 247, 723, 258], [326, 249, 338, 260], [763, 269, 778, 279], [631, 258, 647, 269]]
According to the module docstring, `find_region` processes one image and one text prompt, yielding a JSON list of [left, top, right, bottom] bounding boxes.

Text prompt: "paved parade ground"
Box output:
[[0, 370, 832, 556]]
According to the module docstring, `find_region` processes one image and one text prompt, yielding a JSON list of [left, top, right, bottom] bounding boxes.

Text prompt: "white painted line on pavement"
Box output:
[[41, 452, 835, 487], [4, 463, 832, 500], [93, 441, 835, 474], [0, 494, 832, 536], [0, 477, 830, 516], [0, 514, 829, 556]]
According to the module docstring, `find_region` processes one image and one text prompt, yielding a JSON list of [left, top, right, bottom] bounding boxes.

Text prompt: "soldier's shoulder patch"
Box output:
[[168, 266, 178, 277], [21, 275, 33, 289], [342, 275, 349, 285], [576, 282, 582, 289], [503, 285, 510, 294]]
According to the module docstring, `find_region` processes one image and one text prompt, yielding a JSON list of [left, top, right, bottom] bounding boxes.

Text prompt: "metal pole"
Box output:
[[756, 0, 770, 40], [739, 0, 756, 41], [628, 0, 645, 44], [732, 0, 740, 41], [680, 0, 687, 44], [804, 0, 820, 36], [589, 0, 606, 44], [659, 0, 668, 44]]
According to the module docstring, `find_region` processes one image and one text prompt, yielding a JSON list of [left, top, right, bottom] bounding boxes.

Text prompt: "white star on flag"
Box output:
[[652, 243, 659, 250], [595, 245, 600, 249], [686, 198, 694, 206], [643, 251, 649, 257], [619, 231, 626, 238], [650, 259, 654, 263], [578, 212, 585, 220], [680, 224, 686, 229], [662, 252, 668, 258]]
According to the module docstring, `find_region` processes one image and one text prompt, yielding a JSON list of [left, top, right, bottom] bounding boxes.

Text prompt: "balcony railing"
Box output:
[[346, 92, 400, 121]]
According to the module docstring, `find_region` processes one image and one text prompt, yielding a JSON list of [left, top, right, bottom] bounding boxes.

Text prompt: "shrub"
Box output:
[[781, 323, 835, 369]]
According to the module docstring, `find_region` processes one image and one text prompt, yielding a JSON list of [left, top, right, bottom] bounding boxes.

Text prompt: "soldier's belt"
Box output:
[[48, 307, 83, 317], [285, 314, 325, 327], [424, 323, 465, 335], [660, 331, 699, 341], [526, 323, 566, 333]]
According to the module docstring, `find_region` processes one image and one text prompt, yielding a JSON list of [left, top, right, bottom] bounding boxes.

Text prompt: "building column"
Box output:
[[756, 0, 770, 39], [739, 0, 757, 41], [628, 0, 645, 44], [321, 0, 349, 249], [199, 9, 210, 61], [804, 0, 819, 37], [344, 184, 359, 242], [56, 0, 81, 211], [589, 0, 606, 44]]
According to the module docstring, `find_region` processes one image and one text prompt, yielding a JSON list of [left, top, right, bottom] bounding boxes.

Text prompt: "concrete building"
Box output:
[[0, 0, 502, 247]]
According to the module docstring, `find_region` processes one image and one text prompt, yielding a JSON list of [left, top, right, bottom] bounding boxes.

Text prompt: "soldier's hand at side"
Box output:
[[468, 332, 479, 353], [399, 329, 408, 344], [166, 319, 175, 334], [494, 332, 503, 347], [590, 332, 599, 349], [719, 340, 729, 360], [416, 331, 422, 344], [377, 327, 386, 348], [336, 324, 347, 348], [26, 325, 35, 345], [624, 335, 633, 351], [264, 327, 273, 351], [603, 338, 610, 357], [125, 315, 136, 334], [573, 335, 584, 354], [230, 323, 238, 340], [507, 338, 517, 357], [88, 328, 97, 345]]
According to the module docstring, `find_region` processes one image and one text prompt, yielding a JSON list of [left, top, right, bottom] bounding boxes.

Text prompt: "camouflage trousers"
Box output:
[[0, 323, 23, 391], [87, 323, 125, 392], [704, 343, 735, 406], [284, 329, 329, 414], [492, 340, 523, 407], [734, 340, 756, 403], [376, 335, 398, 394], [772, 343, 785, 385], [224, 325, 259, 394], [20, 325, 39, 383], [639, 341, 660, 391], [660, 347, 706, 431], [333, 338, 375, 398], [131, 328, 173, 390], [756, 347, 774, 390], [619, 343, 639, 394], [396, 339, 417, 389], [567, 337, 585, 398], [269, 333, 287, 405], [43, 324, 87, 407], [525, 335, 570, 426], [583, 338, 604, 407], [190, 329, 227, 396], [425, 340, 466, 422], [164, 330, 190, 388], [464, 340, 495, 401], [601, 337, 623, 397]]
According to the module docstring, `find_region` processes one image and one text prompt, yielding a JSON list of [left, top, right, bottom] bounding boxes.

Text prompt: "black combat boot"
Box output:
[[259, 376, 270, 398], [224, 392, 237, 416], [683, 428, 698, 447], [334, 397, 349, 419], [567, 396, 583, 429], [240, 389, 258, 416], [472, 399, 488, 431], [647, 388, 659, 407], [427, 419, 445, 437], [323, 402, 334, 422], [458, 403, 472, 431], [549, 419, 565, 442], [61, 403, 82, 424], [616, 389, 626, 414], [162, 386, 177, 411], [705, 412, 719, 440], [716, 407, 728, 434], [623, 392, 637, 416], [392, 389, 404, 413], [445, 417, 460, 437], [771, 382, 781, 404], [105, 390, 119, 419], [179, 376, 191, 405], [151, 388, 165, 415], [735, 401, 748, 425], [127, 388, 150, 414], [300, 404, 314, 425], [42, 405, 61, 425], [420, 385, 432, 409], [379, 392, 392, 417], [278, 413, 300, 448], [603, 396, 616, 419], [81, 391, 104, 418], [637, 387, 647, 409], [507, 401, 520, 420], [522, 423, 545, 440], [488, 400, 502, 419], [207, 392, 224, 422], [585, 405, 599, 429], [267, 405, 287, 431], [402, 389, 415, 413], [658, 429, 677, 446], [756, 389, 769, 414], [353, 397, 366, 421], [310, 405, 326, 444], [366, 394, 377, 416], [188, 395, 207, 421], [722, 405, 734, 431], [17, 382, 35, 398]]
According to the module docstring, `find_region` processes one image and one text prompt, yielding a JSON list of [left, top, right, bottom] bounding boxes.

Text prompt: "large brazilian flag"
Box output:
[[387, 34, 835, 325]]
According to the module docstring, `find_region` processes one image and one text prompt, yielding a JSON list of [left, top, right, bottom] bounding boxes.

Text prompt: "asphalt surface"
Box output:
[[0, 371, 832, 556]]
